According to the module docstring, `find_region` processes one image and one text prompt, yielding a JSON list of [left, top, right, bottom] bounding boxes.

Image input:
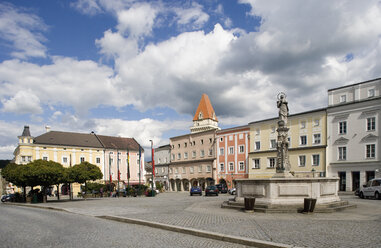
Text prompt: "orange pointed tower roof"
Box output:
[[193, 94, 218, 122]]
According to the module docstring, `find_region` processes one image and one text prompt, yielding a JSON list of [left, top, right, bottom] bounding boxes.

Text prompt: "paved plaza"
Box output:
[[8, 192, 381, 247]]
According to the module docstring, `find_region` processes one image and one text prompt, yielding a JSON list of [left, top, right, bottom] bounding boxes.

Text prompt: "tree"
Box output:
[[69, 162, 103, 192], [27, 160, 65, 202], [2, 163, 30, 201]]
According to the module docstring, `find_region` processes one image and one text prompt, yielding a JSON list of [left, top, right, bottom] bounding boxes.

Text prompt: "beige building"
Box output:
[[249, 108, 327, 178], [13, 126, 145, 195], [169, 94, 219, 191]]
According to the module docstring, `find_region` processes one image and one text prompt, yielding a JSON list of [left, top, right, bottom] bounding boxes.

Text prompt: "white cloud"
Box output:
[[0, 2, 48, 59], [70, 0, 102, 16], [173, 2, 209, 30], [1, 90, 43, 114]]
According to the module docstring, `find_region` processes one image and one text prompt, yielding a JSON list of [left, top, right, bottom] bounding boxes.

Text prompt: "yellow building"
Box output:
[[13, 126, 145, 195], [248, 108, 327, 178]]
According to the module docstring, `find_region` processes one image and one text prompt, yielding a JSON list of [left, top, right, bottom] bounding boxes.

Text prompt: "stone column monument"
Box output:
[[273, 92, 293, 178]]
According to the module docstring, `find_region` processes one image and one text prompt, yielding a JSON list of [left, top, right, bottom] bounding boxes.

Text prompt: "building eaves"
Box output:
[[328, 77, 381, 92]]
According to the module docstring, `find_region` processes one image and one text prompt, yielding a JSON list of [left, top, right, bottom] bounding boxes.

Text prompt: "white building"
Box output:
[[327, 78, 381, 192]]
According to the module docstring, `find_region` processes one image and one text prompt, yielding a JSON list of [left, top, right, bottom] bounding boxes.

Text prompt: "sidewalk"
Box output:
[[9, 193, 381, 248]]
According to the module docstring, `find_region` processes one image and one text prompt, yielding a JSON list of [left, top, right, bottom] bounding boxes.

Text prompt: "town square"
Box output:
[[1, 1, 381, 247]]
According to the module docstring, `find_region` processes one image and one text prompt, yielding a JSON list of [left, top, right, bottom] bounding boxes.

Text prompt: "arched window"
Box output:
[[199, 112, 203, 119]]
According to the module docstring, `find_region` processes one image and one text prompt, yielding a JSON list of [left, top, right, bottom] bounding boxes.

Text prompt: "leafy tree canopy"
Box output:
[[69, 162, 102, 184]]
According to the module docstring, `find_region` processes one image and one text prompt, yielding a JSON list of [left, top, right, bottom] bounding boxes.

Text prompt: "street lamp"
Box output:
[[150, 140, 155, 195]]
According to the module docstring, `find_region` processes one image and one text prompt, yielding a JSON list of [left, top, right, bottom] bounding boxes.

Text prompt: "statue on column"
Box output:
[[274, 93, 292, 177]]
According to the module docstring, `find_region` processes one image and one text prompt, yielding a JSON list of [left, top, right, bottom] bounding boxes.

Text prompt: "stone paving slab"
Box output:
[[15, 192, 381, 248]]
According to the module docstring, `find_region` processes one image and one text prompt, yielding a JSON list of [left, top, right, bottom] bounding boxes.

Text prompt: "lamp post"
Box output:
[[150, 139, 154, 195]]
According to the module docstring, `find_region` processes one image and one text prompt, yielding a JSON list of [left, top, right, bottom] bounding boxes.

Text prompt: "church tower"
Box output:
[[190, 94, 220, 133]]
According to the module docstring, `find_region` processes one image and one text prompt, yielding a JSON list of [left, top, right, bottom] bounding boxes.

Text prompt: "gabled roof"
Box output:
[[193, 94, 218, 122], [97, 135, 141, 151], [34, 131, 103, 148]]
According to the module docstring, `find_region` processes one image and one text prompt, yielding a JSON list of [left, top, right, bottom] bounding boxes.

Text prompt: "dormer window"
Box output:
[[199, 112, 203, 120], [340, 95, 346, 103], [368, 89, 375, 98]]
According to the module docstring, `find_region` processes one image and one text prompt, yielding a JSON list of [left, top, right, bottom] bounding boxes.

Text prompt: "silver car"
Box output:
[[359, 178, 381, 199]]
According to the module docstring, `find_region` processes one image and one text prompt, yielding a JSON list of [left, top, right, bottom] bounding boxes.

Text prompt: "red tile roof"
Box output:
[[193, 94, 218, 121]]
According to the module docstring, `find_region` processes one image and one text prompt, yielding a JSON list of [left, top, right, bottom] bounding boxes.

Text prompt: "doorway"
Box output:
[[338, 172, 346, 191], [352, 171, 360, 191]]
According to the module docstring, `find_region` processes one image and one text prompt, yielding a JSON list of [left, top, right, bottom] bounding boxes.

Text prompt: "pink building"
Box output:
[[216, 125, 250, 189]]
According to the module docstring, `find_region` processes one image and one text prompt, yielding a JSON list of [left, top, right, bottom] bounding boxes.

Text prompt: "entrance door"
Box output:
[[352, 171, 360, 191], [338, 172, 346, 191], [366, 171, 375, 182]]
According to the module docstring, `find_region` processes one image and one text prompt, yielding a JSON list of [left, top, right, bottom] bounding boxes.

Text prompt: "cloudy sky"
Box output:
[[1, 0, 381, 159]]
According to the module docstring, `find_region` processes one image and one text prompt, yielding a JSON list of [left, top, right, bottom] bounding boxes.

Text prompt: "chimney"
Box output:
[[45, 126, 51, 133]]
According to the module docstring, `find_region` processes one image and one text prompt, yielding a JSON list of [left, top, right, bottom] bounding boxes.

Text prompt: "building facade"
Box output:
[[154, 144, 171, 190], [13, 126, 145, 195], [327, 78, 381, 191], [248, 108, 327, 178], [169, 94, 219, 191], [216, 125, 250, 189]]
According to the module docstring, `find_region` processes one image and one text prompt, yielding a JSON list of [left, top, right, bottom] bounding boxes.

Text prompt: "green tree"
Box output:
[[1, 163, 29, 201], [27, 160, 65, 202], [69, 162, 103, 192]]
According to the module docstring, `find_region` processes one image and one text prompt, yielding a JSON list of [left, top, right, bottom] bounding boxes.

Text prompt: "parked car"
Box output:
[[216, 184, 228, 193], [359, 178, 381, 199], [205, 185, 219, 196], [190, 186, 202, 196], [1, 194, 15, 203], [228, 188, 236, 195]]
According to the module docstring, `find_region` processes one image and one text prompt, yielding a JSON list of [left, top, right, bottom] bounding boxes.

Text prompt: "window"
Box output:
[[175, 168, 178, 174], [287, 137, 291, 147], [229, 162, 234, 171], [239, 145, 244, 153], [219, 148, 224, 156], [184, 142, 187, 147], [239, 133, 243, 139], [178, 144, 180, 148], [80, 157, 85, 163], [300, 135, 307, 145], [366, 144, 376, 158], [229, 147, 234, 154], [313, 134, 321, 144], [162, 168, 164, 173], [182, 167, 186, 174], [299, 155, 306, 167], [190, 167, 194, 174], [169, 168, 172, 174], [338, 147, 347, 160], [206, 165, 211, 172], [193, 141, 195, 146], [158, 158, 161, 164], [253, 159, 260, 169], [96, 157, 101, 164], [220, 163, 224, 171], [192, 151, 196, 158], [368, 89, 375, 98], [199, 112, 203, 119], [255, 141, 260, 150], [312, 154, 320, 166], [155, 168, 158, 174], [340, 95, 346, 103], [271, 126, 276, 133], [184, 152, 188, 159], [209, 149, 213, 156], [314, 119, 320, 127], [220, 137, 223, 142], [256, 129, 260, 135], [300, 121, 306, 129], [201, 139, 203, 144], [43, 156, 48, 161], [177, 153, 181, 160], [200, 150, 205, 157], [339, 121, 347, 134], [27, 156, 32, 162], [239, 162, 244, 171], [209, 138, 212, 143], [229, 135, 233, 141], [172, 154, 175, 160], [270, 139, 277, 149], [198, 165, 202, 172], [62, 157, 68, 164], [268, 158, 276, 168], [367, 117, 376, 131]]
